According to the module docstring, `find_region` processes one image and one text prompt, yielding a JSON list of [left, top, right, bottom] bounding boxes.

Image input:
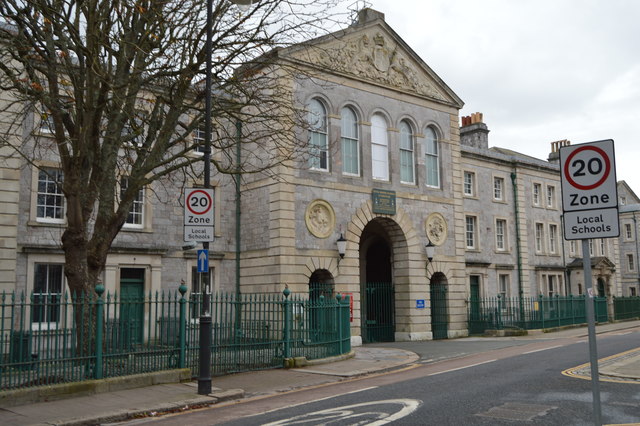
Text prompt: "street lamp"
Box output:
[[425, 241, 435, 265], [198, 0, 254, 396], [336, 233, 347, 262]]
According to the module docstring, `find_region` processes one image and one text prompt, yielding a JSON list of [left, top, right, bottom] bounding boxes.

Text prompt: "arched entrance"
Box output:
[[308, 269, 335, 301], [360, 218, 402, 343], [430, 272, 448, 340]]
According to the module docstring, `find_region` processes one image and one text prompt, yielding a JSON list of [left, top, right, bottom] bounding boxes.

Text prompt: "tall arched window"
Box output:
[[425, 126, 440, 187], [341, 107, 359, 175], [399, 120, 415, 184], [371, 114, 389, 181], [308, 98, 328, 171]]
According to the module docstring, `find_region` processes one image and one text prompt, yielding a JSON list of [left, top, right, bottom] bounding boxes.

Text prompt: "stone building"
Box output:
[[1, 8, 637, 346]]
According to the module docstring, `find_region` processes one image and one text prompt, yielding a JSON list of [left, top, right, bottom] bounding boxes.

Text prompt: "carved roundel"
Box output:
[[425, 212, 448, 246], [305, 199, 336, 239]]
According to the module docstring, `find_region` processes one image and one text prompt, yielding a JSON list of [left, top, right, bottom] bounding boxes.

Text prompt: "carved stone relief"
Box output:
[[307, 32, 445, 101], [305, 199, 336, 239], [425, 212, 448, 246]]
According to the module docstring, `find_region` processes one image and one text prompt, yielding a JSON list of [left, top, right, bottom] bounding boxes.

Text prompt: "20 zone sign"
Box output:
[[184, 188, 214, 242], [560, 140, 617, 212]]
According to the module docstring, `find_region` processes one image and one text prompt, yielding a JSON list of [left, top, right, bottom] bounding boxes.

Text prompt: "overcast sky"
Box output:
[[367, 0, 640, 195]]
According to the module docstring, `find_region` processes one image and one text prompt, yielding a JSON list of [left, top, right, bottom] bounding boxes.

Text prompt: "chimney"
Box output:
[[548, 139, 571, 163], [460, 112, 489, 149]]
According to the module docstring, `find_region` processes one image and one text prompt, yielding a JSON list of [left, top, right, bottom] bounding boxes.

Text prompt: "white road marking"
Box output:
[[260, 387, 379, 415], [427, 359, 497, 376], [523, 345, 564, 354]]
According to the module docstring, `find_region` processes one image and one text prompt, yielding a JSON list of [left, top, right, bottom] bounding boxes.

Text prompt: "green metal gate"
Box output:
[[430, 283, 448, 340], [364, 282, 394, 342]]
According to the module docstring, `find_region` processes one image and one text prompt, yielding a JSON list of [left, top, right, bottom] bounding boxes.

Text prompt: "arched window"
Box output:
[[308, 98, 328, 171], [399, 120, 415, 184], [424, 126, 440, 187], [371, 114, 389, 181], [341, 107, 359, 175]]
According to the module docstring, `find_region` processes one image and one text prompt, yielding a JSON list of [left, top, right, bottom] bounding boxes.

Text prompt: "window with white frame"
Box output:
[[546, 185, 556, 208], [631, 287, 637, 296], [399, 120, 415, 184], [37, 168, 65, 223], [463, 171, 475, 196], [341, 107, 359, 175], [499, 274, 510, 299], [570, 240, 577, 256], [493, 176, 504, 201], [625, 223, 633, 240], [627, 253, 635, 271], [32, 263, 64, 326], [192, 125, 207, 154], [120, 177, 145, 228], [533, 183, 542, 206], [496, 219, 507, 251], [549, 224, 558, 254], [371, 114, 389, 180], [535, 223, 544, 252], [589, 240, 594, 256], [424, 127, 440, 188], [308, 98, 328, 171], [465, 215, 477, 249], [599, 239, 606, 256]]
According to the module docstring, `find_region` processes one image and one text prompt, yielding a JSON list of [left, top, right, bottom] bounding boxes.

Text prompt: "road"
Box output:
[[124, 327, 640, 425]]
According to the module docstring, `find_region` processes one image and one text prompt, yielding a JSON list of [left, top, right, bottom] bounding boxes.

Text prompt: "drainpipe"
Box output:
[[510, 170, 524, 322], [235, 119, 242, 297], [561, 215, 571, 294], [635, 213, 640, 294], [234, 119, 242, 339]]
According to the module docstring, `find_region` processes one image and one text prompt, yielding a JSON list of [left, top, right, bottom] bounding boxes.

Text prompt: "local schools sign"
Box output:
[[184, 188, 214, 242], [559, 140, 619, 240]]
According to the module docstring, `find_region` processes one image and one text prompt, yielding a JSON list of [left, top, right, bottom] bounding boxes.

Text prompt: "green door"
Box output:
[[120, 269, 145, 349], [468, 275, 483, 334], [430, 273, 448, 340]]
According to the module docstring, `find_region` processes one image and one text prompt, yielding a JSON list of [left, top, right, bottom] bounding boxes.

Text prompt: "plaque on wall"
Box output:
[[372, 189, 396, 215]]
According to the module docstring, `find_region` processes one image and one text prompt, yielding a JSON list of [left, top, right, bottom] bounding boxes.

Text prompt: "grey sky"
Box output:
[[369, 0, 640, 195]]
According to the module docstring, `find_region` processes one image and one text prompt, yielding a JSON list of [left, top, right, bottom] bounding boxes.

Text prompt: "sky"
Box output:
[[365, 0, 640, 194]]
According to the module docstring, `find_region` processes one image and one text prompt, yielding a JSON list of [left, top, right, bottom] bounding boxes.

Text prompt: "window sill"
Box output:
[[122, 226, 153, 233], [29, 220, 66, 227]]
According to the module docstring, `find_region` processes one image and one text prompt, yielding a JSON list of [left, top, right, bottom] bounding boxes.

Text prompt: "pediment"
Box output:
[[284, 23, 462, 107]]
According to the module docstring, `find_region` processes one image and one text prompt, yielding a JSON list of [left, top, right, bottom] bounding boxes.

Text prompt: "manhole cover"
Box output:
[[476, 402, 557, 421]]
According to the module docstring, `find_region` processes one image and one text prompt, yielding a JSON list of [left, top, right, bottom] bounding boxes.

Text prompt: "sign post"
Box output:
[[560, 139, 619, 426]]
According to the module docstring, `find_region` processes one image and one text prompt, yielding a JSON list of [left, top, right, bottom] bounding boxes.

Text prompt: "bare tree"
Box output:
[[0, 0, 349, 296]]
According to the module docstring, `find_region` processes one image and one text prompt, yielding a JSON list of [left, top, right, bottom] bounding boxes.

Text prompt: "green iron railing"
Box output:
[[468, 295, 609, 334], [613, 296, 640, 320], [0, 286, 351, 391]]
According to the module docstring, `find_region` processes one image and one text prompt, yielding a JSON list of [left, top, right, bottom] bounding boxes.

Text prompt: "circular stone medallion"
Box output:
[[305, 199, 336, 239], [425, 212, 448, 246]]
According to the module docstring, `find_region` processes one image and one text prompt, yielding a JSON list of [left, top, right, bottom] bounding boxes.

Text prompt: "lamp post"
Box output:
[[198, 0, 253, 396]]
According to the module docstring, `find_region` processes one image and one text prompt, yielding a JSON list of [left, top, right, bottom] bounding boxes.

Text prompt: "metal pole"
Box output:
[[198, 0, 214, 395], [582, 238, 602, 425]]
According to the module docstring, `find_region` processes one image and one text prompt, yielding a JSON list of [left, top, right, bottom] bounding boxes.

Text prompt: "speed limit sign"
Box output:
[[560, 139, 619, 239], [184, 188, 214, 242]]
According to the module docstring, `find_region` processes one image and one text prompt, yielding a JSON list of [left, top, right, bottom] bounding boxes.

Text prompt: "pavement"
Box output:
[[0, 320, 638, 426]]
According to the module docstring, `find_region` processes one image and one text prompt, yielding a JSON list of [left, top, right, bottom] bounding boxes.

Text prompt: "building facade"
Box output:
[[1, 8, 637, 346]]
